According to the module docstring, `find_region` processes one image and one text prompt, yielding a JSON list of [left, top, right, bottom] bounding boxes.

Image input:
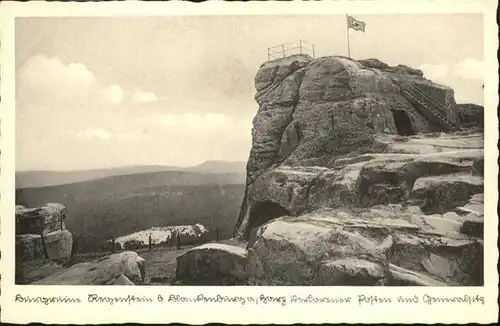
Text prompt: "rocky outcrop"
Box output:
[[107, 224, 210, 250], [16, 229, 72, 263], [16, 203, 68, 235], [247, 205, 482, 286], [237, 132, 483, 239], [15, 204, 73, 283], [180, 55, 486, 287], [411, 174, 483, 214], [456, 103, 484, 129], [174, 244, 248, 285], [236, 55, 464, 239], [174, 201, 482, 286], [227, 130, 483, 286], [34, 251, 145, 285]]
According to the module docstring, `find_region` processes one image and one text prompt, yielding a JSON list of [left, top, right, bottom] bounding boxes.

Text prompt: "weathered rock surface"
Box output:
[[34, 251, 145, 285], [176, 201, 482, 286], [236, 55, 473, 239], [16, 203, 68, 235], [196, 55, 486, 287], [15, 261, 65, 285], [16, 229, 72, 264], [411, 174, 483, 214], [245, 206, 482, 286], [236, 133, 483, 239], [174, 243, 248, 285], [15, 203, 74, 284], [456, 103, 484, 129], [108, 224, 210, 251]]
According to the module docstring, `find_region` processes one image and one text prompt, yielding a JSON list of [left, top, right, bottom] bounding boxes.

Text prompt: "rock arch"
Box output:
[[392, 110, 415, 136], [247, 201, 290, 234]]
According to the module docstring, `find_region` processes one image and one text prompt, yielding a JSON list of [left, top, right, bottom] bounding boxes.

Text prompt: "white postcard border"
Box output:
[[1, 1, 498, 324]]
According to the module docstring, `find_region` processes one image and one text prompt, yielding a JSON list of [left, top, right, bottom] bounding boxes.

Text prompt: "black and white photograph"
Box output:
[[1, 1, 499, 324], [11, 12, 488, 287]]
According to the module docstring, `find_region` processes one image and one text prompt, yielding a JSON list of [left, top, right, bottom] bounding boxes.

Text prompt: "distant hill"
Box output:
[[16, 170, 246, 252], [16, 161, 246, 188], [186, 160, 247, 174]]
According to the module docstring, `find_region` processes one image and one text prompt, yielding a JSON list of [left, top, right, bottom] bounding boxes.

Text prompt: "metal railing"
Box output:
[[267, 40, 315, 61], [402, 83, 454, 131]]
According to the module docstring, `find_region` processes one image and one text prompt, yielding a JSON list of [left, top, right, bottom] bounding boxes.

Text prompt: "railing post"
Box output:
[[299, 40, 303, 54], [282, 44, 285, 58], [267, 48, 270, 61], [312, 44, 315, 59]]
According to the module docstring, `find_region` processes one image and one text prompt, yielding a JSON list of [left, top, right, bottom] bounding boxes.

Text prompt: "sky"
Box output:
[[15, 14, 484, 171]]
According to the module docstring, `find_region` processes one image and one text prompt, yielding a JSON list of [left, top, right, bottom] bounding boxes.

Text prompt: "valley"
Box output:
[[16, 167, 246, 252]]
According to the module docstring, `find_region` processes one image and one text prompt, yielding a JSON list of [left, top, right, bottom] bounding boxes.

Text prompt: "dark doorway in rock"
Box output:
[[247, 201, 290, 235], [392, 110, 415, 136]]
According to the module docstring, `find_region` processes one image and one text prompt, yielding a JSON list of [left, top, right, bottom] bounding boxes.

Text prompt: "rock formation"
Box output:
[[107, 224, 210, 250], [174, 55, 484, 286], [236, 54, 465, 237], [15, 203, 73, 283], [174, 244, 247, 285], [34, 251, 145, 285], [456, 103, 484, 129]]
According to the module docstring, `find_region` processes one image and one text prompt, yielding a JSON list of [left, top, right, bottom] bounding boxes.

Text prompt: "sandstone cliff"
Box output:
[[236, 55, 465, 238], [175, 55, 484, 286]]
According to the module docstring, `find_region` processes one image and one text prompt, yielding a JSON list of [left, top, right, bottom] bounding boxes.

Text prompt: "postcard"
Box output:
[[1, 0, 498, 324]]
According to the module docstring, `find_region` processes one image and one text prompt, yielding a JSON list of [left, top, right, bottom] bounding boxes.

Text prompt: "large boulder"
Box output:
[[175, 243, 248, 285], [15, 234, 45, 263], [33, 251, 145, 285], [15, 203, 74, 284], [44, 229, 73, 263], [411, 174, 483, 214], [16, 203, 68, 235], [245, 206, 483, 286], [16, 229, 72, 264]]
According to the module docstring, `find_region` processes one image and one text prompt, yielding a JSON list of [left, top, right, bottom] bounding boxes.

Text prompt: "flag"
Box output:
[[347, 15, 366, 32]]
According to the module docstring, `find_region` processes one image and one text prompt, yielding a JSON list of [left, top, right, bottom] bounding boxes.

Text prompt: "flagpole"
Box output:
[[346, 14, 351, 58]]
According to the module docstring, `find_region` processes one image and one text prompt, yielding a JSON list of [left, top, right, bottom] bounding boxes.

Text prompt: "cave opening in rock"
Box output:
[[247, 201, 290, 234], [392, 110, 415, 136]]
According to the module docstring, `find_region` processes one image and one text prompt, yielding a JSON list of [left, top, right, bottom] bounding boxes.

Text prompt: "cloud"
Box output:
[[102, 84, 124, 104], [72, 129, 141, 142], [19, 55, 96, 98], [419, 63, 448, 80], [454, 58, 483, 80], [132, 89, 159, 103], [420, 58, 483, 82]]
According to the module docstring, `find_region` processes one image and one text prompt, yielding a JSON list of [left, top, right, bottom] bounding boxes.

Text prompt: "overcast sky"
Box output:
[[16, 14, 483, 171]]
